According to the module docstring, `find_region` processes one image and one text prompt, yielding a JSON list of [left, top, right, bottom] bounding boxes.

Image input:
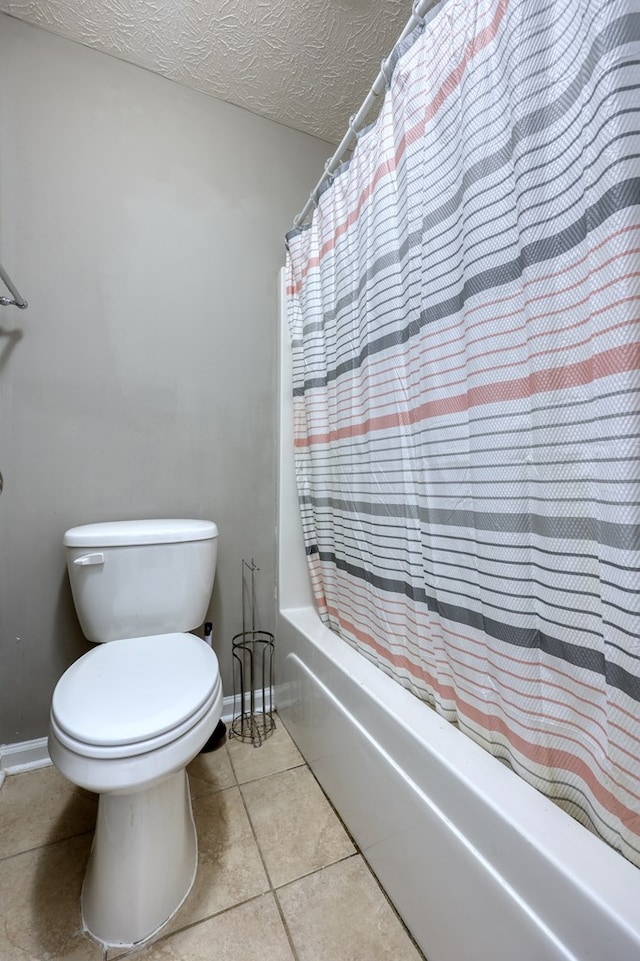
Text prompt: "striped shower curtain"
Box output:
[[286, 0, 640, 866]]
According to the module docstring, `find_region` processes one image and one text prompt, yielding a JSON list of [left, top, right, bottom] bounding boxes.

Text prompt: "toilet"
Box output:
[[48, 519, 222, 950]]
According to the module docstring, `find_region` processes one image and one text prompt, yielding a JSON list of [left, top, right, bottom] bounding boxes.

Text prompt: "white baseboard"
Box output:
[[221, 689, 272, 724], [221, 694, 235, 724], [0, 737, 51, 776]]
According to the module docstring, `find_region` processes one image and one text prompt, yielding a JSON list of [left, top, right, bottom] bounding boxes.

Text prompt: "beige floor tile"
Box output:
[[228, 718, 304, 784], [165, 786, 269, 934], [241, 765, 355, 888], [187, 743, 236, 798], [0, 832, 103, 961], [127, 893, 295, 961], [0, 765, 97, 860], [278, 855, 424, 961]]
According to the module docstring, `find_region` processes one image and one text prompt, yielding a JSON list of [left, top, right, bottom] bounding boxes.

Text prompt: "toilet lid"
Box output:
[[52, 633, 219, 748]]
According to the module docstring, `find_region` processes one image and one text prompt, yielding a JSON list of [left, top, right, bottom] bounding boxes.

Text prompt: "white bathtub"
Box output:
[[275, 271, 640, 961]]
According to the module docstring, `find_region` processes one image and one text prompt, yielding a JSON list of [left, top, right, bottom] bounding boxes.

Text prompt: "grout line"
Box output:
[[236, 772, 303, 961], [108, 891, 274, 960], [302, 760, 428, 960], [233, 758, 307, 789], [358, 854, 428, 960], [273, 850, 360, 892], [232, 747, 305, 961], [236, 768, 276, 892], [224, 737, 241, 785], [272, 886, 302, 961], [303, 760, 360, 849], [231, 741, 367, 961], [0, 824, 96, 865], [187, 743, 238, 800]]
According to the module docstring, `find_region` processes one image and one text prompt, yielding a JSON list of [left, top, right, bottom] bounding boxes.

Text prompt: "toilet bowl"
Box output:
[[48, 520, 221, 950]]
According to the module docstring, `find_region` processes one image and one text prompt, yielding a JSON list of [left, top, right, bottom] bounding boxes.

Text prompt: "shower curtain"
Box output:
[[286, 0, 640, 866]]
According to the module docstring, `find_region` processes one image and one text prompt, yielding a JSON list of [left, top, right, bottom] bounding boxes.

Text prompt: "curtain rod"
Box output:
[[0, 260, 28, 309], [292, 0, 440, 230]]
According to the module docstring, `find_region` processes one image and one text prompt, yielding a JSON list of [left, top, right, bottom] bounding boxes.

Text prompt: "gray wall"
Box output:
[[0, 14, 328, 744]]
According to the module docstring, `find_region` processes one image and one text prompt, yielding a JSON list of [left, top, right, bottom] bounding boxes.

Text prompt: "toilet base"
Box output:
[[82, 769, 197, 949], [200, 719, 227, 753]]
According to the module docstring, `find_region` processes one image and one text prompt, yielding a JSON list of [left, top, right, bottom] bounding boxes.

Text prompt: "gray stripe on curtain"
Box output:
[[294, 176, 640, 393], [294, 14, 640, 341], [301, 496, 640, 551], [309, 547, 640, 702]]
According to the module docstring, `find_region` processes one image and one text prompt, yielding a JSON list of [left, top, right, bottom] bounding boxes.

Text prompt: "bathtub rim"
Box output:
[[276, 602, 640, 959]]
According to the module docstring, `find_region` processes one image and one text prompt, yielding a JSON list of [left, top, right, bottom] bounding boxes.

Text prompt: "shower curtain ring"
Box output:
[[324, 159, 335, 185], [348, 114, 359, 140], [412, 0, 426, 27], [380, 57, 392, 88]]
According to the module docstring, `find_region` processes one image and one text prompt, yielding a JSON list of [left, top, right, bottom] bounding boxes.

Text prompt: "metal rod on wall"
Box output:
[[292, 0, 440, 230], [0, 260, 28, 309]]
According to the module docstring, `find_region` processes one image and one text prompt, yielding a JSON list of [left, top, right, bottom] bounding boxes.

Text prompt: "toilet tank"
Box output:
[[63, 519, 218, 643]]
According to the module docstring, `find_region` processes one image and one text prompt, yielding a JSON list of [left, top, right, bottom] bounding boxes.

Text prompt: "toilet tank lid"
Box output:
[[64, 519, 218, 547]]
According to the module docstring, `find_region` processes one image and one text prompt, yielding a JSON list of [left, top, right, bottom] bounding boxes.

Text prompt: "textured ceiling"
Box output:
[[0, 0, 410, 144]]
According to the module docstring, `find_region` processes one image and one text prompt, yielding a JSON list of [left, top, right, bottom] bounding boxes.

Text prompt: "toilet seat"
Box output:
[[51, 633, 221, 760]]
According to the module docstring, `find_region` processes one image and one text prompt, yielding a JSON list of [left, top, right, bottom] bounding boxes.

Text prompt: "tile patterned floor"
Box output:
[[0, 719, 425, 961]]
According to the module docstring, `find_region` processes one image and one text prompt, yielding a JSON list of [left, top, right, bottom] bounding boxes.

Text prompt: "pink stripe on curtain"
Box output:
[[286, 0, 640, 866]]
